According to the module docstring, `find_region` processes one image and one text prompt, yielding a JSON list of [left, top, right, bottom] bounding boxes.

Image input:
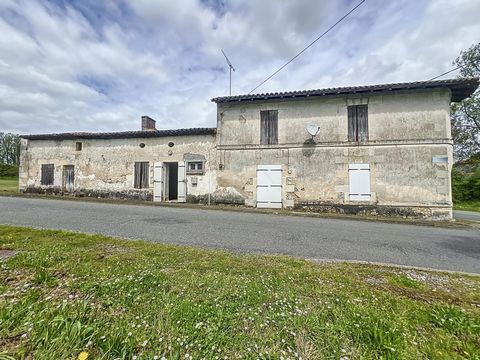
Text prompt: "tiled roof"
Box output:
[[211, 78, 479, 104], [22, 128, 216, 140]]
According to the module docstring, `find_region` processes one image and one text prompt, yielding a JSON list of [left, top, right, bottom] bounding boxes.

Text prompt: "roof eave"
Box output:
[[21, 128, 217, 141], [211, 78, 479, 104]]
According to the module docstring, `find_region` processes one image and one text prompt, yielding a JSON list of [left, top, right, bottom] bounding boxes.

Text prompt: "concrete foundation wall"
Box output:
[[19, 135, 217, 201]]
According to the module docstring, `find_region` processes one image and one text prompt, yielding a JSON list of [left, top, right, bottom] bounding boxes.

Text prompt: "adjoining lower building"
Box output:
[[19, 78, 479, 220]]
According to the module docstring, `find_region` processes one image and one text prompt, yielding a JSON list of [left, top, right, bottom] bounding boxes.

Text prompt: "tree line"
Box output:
[[0, 132, 20, 166]]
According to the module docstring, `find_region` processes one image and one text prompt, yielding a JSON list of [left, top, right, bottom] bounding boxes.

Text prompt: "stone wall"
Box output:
[[215, 89, 453, 219], [19, 134, 217, 201]]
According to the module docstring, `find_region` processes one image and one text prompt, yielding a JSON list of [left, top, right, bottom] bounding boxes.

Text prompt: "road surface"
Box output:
[[454, 210, 480, 222], [0, 197, 479, 273]]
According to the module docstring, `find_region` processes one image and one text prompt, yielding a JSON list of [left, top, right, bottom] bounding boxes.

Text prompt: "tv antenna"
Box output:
[[221, 49, 235, 96], [307, 124, 320, 139]]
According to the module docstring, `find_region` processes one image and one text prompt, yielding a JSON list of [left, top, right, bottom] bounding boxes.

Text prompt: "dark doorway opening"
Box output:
[[168, 162, 178, 200]]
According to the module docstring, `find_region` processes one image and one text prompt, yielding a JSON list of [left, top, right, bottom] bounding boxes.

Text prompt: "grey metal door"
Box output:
[[63, 165, 74, 193]]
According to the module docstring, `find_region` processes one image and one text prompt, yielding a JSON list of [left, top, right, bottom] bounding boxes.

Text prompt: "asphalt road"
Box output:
[[454, 210, 480, 222], [1, 197, 479, 273]]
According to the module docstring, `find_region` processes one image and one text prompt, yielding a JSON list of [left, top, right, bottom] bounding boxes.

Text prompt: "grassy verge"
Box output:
[[0, 177, 18, 194], [454, 201, 480, 212], [1, 226, 479, 359]]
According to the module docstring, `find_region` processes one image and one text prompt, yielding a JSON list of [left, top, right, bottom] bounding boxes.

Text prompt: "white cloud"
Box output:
[[0, 0, 478, 134]]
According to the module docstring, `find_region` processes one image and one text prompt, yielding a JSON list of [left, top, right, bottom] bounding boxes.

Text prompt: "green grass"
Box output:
[[0, 177, 18, 194], [454, 201, 480, 212], [0, 226, 479, 359]]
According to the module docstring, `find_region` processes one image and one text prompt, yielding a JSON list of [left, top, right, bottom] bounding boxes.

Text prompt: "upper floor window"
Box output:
[[75, 142, 82, 151], [41, 164, 54, 185], [260, 110, 278, 145], [134, 161, 149, 189], [348, 104, 368, 142]]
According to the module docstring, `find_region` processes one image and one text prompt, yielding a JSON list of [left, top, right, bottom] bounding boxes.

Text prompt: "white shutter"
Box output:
[[256, 165, 282, 208], [153, 162, 163, 202], [177, 161, 187, 203], [349, 164, 371, 201]]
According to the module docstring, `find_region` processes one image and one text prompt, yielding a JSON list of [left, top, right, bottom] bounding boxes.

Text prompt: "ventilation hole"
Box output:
[[168, 142, 174, 147], [139, 143, 145, 148]]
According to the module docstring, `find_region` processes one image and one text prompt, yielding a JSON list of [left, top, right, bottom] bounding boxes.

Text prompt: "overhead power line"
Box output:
[[248, 0, 366, 94], [428, 65, 463, 81]]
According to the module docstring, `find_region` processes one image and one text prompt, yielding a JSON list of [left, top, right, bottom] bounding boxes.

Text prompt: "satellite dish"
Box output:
[[307, 124, 320, 137]]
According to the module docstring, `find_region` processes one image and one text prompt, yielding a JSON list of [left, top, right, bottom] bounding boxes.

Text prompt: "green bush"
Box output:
[[452, 165, 480, 202], [0, 163, 18, 177]]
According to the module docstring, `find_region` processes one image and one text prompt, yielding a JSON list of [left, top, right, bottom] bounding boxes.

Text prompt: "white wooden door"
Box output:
[[349, 163, 371, 201], [153, 162, 164, 202], [256, 165, 282, 208], [177, 161, 186, 203]]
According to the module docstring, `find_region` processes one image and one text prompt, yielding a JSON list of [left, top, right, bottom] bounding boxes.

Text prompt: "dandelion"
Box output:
[[78, 352, 89, 360]]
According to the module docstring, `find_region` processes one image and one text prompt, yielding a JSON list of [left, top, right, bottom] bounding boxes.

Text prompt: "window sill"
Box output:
[[187, 171, 205, 175]]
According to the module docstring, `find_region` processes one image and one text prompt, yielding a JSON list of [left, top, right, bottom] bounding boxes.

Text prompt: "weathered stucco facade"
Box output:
[[20, 129, 217, 202], [214, 89, 455, 218], [19, 79, 479, 219]]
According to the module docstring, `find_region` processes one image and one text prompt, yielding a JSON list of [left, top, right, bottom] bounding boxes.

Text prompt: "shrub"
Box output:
[[0, 163, 18, 177], [452, 165, 480, 202]]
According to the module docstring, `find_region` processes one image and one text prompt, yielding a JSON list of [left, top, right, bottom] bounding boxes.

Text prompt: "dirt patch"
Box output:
[[0, 333, 26, 357], [98, 244, 133, 257], [0, 249, 18, 260]]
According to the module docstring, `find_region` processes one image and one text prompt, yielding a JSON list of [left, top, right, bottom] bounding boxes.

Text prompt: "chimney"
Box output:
[[141, 116, 157, 131]]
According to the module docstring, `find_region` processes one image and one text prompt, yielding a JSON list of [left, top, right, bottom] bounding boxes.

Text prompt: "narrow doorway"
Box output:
[[167, 162, 178, 200], [62, 165, 75, 193], [153, 161, 186, 203]]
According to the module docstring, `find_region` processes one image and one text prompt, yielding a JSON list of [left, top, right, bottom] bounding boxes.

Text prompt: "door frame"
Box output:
[[256, 165, 282, 209], [62, 165, 75, 193], [153, 161, 186, 203]]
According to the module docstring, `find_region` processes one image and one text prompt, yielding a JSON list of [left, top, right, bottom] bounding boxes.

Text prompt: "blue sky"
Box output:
[[0, 0, 479, 134]]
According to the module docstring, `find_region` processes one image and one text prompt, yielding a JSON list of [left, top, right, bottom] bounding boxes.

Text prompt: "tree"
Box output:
[[0, 133, 21, 165], [451, 42, 480, 161]]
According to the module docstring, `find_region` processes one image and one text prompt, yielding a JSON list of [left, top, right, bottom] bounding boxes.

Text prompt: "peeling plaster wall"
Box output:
[[19, 88, 455, 219], [216, 89, 453, 219], [19, 135, 217, 200]]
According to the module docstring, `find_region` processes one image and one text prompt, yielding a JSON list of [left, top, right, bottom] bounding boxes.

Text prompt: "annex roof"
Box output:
[[211, 78, 479, 104], [22, 128, 216, 141]]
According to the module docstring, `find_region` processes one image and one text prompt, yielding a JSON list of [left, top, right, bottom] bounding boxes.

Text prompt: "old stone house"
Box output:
[[19, 78, 479, 219]]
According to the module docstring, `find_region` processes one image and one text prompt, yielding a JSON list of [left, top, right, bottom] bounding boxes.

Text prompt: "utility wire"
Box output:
[[428, 65, 463, 81], [248, 0, 366, 94]]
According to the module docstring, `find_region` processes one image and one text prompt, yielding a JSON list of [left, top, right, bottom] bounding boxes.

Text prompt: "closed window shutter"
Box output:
[[260, 110, 278, 145], [348, 105, 368, 142], [348, 106, 357, 141], [349, 164, 371, 201], [134, 162, 140, 188], [260, 111, 268, 144], [269, 110, 278, 144], [357, 104, 368, 141], [134, 162, 149, 189], [41, 164, 54, 185], [141, 162, 149, 188]]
